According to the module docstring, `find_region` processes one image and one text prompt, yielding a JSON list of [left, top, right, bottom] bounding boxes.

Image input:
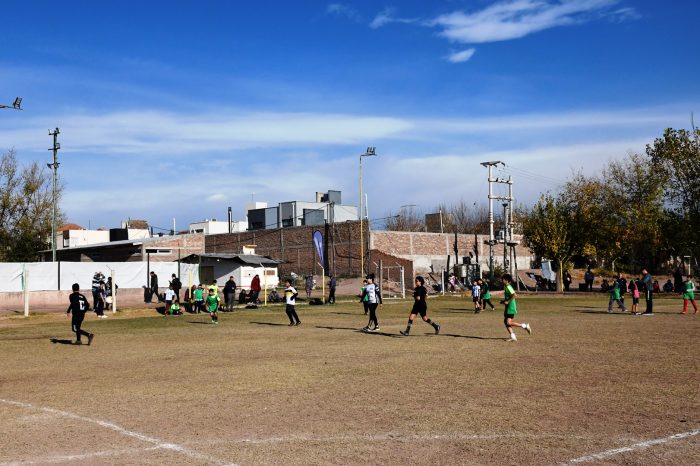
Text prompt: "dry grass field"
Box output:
[[0, 293, 698, 465]]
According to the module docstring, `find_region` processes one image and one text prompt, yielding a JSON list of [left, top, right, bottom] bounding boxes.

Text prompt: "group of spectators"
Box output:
[[90, 271, 117, 318]]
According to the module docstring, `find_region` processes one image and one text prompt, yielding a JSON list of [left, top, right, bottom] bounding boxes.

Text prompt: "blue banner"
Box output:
[[312, 230, 325, 269]]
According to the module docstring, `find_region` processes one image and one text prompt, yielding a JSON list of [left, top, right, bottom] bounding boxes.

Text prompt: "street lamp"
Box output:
[[0, 97, 22, 110], [359, 147, 376, 277]]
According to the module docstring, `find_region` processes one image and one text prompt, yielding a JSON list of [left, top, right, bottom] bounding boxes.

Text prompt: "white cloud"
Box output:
[[327, 3, 361, 22], [430, 0, 626, 44], [446, 48, 476, 63], [369, 7, 419, 29], [206, 194, 227, 203]]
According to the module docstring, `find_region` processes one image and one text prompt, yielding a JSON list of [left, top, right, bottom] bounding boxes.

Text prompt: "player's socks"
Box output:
[[510, 332, 517, 341]]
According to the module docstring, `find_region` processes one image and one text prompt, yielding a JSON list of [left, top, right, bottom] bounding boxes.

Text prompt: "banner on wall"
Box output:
[[312, 230, 327, 270]]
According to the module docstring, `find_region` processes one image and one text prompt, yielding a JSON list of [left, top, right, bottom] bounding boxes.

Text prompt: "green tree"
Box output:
[[0, 149, 61, 261], [521, 194, 584, 292], [647, 127, 700, 259]]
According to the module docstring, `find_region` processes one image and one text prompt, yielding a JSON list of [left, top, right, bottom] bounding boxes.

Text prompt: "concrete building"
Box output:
[[57, 224, 110, 250], [189, 219, 247, 235], [181, 253, 279, 291], [247, 190, 358, 230]]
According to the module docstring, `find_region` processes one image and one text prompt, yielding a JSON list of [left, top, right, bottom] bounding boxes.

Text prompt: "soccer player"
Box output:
[[400, 276, 440, 336], [607, 279, 628, 313], [501, 274, 531, 342], [361, 274, 382, 332], [471, 279, 481, 313], [479, 278, 495, 310], [66, 283, 94, 345], [205, 287, 220, 324], [284, 279, 301, 326], [193, 284, 205, 314], [681, 275, 698, 315], [360, 279, 369, 315]]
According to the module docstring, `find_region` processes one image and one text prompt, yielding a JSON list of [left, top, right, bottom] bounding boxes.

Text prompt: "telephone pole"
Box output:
[[481, 161, 513, 279], [48, 128, 61, 262]]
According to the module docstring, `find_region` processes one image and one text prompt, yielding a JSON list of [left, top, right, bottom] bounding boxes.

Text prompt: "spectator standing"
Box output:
[[641, 269, 654, 315], [448, 273, 457, 292], [105, 277, 117, 311], [673, 268, 684, 293], [91, 271, 105, 309], [328, 275, 336, 304], [223, 276, 237, 311], [584, 267, 594, 291], [95, 283, 107, 318], [563, 270, 572, 292], [250, 274, 261, 304], [305, 274, 314, 298], [165, 285, 176, 311], [169, 274, 182, 301], [149, 271, 159, 303]]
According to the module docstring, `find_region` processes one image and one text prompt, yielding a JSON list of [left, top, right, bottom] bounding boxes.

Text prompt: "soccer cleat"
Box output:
[[295, 321, 301, 326], [361, 326, 370, 332], [74, 340, 82, 345], [435, 324, 440, 335], [607, 309, 612, 313], [87, 334, 94, 346], [525, 323, 532, 335], [400, 330, 409, 336], [510, 333, 517, 341]]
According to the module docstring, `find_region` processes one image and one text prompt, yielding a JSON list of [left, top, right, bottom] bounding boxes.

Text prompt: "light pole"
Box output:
[[359, 147, 376, 277], [47, 128, 61, 262]]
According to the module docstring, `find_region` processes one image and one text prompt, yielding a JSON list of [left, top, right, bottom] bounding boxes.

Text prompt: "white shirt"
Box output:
[[472, 284, 481, 298], [285, 286, 297, 305], [165, 289, 176, 301], [366, 283, 380, 304]]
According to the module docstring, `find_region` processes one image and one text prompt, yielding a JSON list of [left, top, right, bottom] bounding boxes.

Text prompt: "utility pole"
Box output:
[[481, 161, 513, 280], [47, 128, 61, 262]]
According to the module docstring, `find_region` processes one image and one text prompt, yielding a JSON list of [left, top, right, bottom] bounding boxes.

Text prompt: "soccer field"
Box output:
[[0, 294, 698, 465]]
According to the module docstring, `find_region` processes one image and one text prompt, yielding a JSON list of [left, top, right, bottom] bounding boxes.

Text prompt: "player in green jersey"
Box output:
[[501, 274, 531, 342], [681, 275, 698, 315], [607, 280, 628, 313], [206, 287, 221, 324]]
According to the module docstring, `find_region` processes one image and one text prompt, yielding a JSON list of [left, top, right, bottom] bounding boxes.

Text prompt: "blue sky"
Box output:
[[1, 0, 698, 231]]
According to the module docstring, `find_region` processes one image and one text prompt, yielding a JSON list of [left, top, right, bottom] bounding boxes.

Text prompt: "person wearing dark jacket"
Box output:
[[149, 271, 159, 303], [641, 269, 653, 315], [223, 276, 237, 311], [169, 274, 182, 301]]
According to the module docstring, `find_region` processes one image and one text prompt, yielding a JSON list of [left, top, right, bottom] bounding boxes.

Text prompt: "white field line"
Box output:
[[563, 428, 700, 464], [0, 398, 238, 466]]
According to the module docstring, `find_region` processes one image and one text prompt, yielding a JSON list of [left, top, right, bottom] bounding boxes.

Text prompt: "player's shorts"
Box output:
[[632, 297, 639, 305], [472, 296, 479, 303], [411, 304, 427, 317], [503, 313, 516, 322]]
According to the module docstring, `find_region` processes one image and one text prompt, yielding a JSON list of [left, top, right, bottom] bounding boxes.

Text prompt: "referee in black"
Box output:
[[400, 276, 440, 336], [67, 283, 95, 345]]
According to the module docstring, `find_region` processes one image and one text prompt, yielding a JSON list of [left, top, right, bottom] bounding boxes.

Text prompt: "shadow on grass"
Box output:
[[315, 325, 401, 338], [250, 321, 290, 327], [440, 333, 507, 340], [50, 338, 76, 345], [0, 334, 51, 341], [187, 321, 215, 325], [330, 312, 356, 315], [577, 310, 630, 315]]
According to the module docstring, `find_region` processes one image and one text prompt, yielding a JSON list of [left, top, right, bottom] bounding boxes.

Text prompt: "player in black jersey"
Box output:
[[67, 283, 94, 345], [400, 276, 440, 336]]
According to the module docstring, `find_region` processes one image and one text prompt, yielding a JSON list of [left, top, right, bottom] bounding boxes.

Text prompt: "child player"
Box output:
[[66, 283, 94, 345], [501, 274, 531, 342], [471, 279, 481, 313], [193, 284, 205, 314], [607, 279, 628, 313], [681, 275, 698, 315], [400, 276, 440, 336], [628, 279, 640, 315], [361, 274, 382, 332], [479, 278, 495, 310], [205, 287, 220, 324], [284, 279, 301, 326]]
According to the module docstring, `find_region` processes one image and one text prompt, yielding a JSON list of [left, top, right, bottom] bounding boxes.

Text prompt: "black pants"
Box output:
[[645, 290, 653, 313], [586, 281, 593, 291], [92, 290, 99, 308], [328, 288, 336, 304], [95, 300, 105, 316], [363, 301, 369, 314], [72, 317, 90, 342], [286, 304, 300, 324], [482, 298, 494, 309], [368, 303, 379, 328]]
